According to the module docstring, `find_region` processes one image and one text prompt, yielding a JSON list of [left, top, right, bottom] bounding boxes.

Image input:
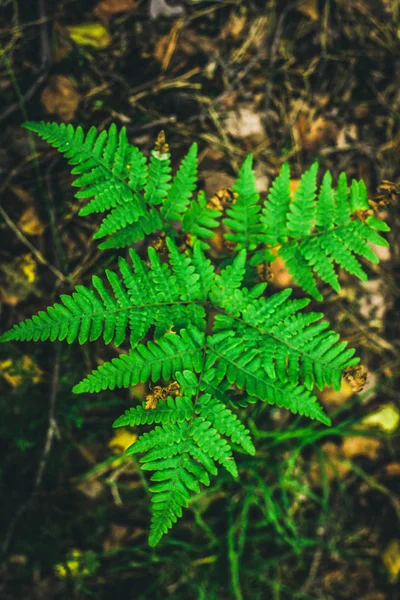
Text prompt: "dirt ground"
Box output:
[[0, 1, 399, 599]]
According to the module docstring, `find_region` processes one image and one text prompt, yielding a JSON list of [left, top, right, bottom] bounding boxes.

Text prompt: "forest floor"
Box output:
[[0, 1, 399, 599]]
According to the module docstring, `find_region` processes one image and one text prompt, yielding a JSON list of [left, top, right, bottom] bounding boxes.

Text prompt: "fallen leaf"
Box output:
[[320, 380, 354, 410], [41, 75, 81, 122], [19, 253, 36, 283], [297, 0, 319, 21], [361, 404, 400, 433], [342, 364, 369, 393], [108, 429, 137, 454], [295, 113, 337, 152], [382, 539, 400, 582], [220, 9, 247, 39], [308, 441, 351, 486], [17, 206, 45, 236], [0, 355, 42, 387], [384, 463, 400, 478], [342, 436, 382, 460], [95, 0, 137, 19], [103, 523, 128, 551], [76, 479, 105, 500], [224, 106, 266, 142], [0, 253, 38, 305], [67, 23, 112, 49]]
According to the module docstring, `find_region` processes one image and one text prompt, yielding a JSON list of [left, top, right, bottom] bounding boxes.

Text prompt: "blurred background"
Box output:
[[0, 0, 399, 598]]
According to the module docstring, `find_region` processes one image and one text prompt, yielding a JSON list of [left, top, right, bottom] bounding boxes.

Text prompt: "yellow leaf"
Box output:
[[19, 253, 37, 283], [108, 429, 137, 454], [297, 0, 319, 21], [0, 355, 42, 387], [67, 23, 112, 49], [361, 404, 400, 433], [383, 539, 400, 582], [18, 206, 45, 236]]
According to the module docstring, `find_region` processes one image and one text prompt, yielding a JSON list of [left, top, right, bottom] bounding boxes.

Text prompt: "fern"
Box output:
[[257, 162, 390, 300], [1, 121, 391, 547], [223, 155, 264, 251], [182, 190, 222, 248]]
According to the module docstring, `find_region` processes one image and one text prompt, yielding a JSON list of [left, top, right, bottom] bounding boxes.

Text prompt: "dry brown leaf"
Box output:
[[297, 0, 319, 21], [308, 442, 351, 486], [295, 113, 337, 152], [17, 206, 45, 236], [384, 463, 400, 478], [342, 436, 382, 460], [76, 479, 105, 500], [342, 364, 369, 393], [95, 0, 137, 19], [41, 75, 81, 122], [320, 380, 354, 410], [220, 10, 247, 39], [103, 524, 128, 551]]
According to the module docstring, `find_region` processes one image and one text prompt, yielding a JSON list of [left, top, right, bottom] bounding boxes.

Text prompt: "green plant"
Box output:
[[1, 122, 390, 547]]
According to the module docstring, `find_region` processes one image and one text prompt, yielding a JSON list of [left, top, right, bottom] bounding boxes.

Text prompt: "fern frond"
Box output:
[[125, 404, 241, 546], [260, 161, 291, 245], [223, 155, 263, 251], [97, 209, 162, 249], [0, 246, 208, 347], [286, 162, 319, 239], [73, 327, 204, 393], [165, 238, 201, 301], [161, 143, 198, 221], [191, 242, 216, 300], [182, 191, 222, 248], [209, 250, 247, 312], [204, 331, 330, 425], [23, 121, 148, 230], [195, 394, 255, 455], [145, 145, 172, 206], [211, 282, 359, 393], [113, 395, 194, 427], [261, 163, 390, 299]]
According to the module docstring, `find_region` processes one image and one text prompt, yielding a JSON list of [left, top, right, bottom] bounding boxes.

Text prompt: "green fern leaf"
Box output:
[[260, 164, 390, 299], [97, 209, 162, 249], [23, 122, 148, 235], [195, 394, 255, 455], [223, 155, 263, 251], [113, 395, 194, 427], [182, 191, 222, 248], [145, 146, 172, 206], [161, 143, 198, 221], [286, 162, 318, 239], [73, 327, 204, 393], [261, 162, 291, 245]]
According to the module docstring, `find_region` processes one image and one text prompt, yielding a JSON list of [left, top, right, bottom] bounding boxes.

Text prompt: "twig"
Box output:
[[299, 526, 326, 594], [0, 204, 67, 283], [0, 70, 48, 125], [38, 0, 52, 69]]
